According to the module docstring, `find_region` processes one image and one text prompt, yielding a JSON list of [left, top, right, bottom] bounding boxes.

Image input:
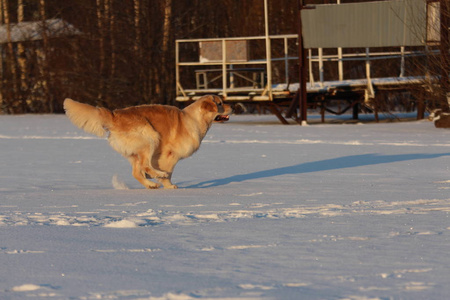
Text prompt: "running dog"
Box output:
[[64, 95, 231, 189]]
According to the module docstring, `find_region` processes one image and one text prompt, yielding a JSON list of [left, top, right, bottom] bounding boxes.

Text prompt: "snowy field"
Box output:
[[1, 112, 450, 299]]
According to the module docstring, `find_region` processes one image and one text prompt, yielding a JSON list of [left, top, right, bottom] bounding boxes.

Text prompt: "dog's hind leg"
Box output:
[[139, 148, 169, 180], [128, 154, 160, 189]]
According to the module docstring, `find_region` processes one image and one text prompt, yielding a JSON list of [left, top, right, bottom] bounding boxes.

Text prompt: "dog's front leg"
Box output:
[[155, 152, 179, 189], [157, 175, 178, 189]]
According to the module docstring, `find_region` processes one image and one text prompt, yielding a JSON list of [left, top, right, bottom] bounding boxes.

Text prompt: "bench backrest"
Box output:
[[199, 40, 249, 63]]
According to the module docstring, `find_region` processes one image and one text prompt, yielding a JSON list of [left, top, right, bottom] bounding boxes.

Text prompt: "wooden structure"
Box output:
[[175, 0, 438, 124], [0, 19, 80, 43], [176, 35, 298, 102]]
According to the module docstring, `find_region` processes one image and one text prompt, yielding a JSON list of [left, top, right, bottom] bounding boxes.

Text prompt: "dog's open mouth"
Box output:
[[215, 115, 230, 122]]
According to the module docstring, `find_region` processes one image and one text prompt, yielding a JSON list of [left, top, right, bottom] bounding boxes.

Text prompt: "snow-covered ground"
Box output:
[[1, 112, 449, 299]]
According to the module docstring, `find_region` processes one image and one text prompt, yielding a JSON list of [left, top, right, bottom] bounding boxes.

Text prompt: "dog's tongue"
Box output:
[[215, 115, 229, 122]]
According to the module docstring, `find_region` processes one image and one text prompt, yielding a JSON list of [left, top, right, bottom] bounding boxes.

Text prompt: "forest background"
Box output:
[[0, 0, 446, 114]]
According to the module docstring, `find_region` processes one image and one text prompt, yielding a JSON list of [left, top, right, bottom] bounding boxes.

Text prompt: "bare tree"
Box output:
[[2, 0, 19, 113], [0, 0, 3, 110], [438, 0, 449, 112], [162, 0, 172, 57], [107, 0, 116, 82], [0, 0, 303, 113], [96, 0, 106, 104], [38, 0, 52, 112], [133, 0, 141, 57], [17, 0, 26, 94], [418, 0, 450, 114], [160, 0, 173, 103]]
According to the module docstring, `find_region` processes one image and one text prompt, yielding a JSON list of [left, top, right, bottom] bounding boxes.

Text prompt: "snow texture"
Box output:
[[1, 113, 450, 299]]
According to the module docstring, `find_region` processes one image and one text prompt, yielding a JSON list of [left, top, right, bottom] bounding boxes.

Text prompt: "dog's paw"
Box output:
[[146, 182, 161, 189], [164, 184, 178, 189], [145, 169, 169, 179], [155, 171, 169, 179]]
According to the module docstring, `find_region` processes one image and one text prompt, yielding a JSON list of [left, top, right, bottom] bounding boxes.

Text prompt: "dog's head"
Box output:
[[198, 95, 232, 123]]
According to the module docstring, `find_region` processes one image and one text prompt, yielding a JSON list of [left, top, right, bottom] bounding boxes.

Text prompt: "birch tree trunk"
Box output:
[[134, 0, 141, 57], [96, 0, 106, 104], [17, 0, 27, 111], [158, 0, 172, 102], [17, 0, 26, 90], [39, 0, 51, 112], [0, 0, 3, 112], [2, 0, 18, 112], [134, 0, 148, 104], [439, 0, 450, 112], [162, 0, 172, 57], [107, 0, 116, 83]]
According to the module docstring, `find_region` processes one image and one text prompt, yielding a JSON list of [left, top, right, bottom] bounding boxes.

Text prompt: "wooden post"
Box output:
[[298, 0, 308, 125], [337, 0, 343, 81], [264, 0, 272, 100], [175, 41, 180, 96], [440, 0, 449, 112], [318, 47, 324, 87], [222, 39, 227, 98], [365, 48, 374, 99], [308, 49, 313, 85], [338, 47, 343, 81], [400, 46, 405, 78], [284, 36, 289, 84]]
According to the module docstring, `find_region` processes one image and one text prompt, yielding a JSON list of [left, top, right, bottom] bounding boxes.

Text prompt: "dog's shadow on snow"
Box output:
[[186, 153, 450, 188]]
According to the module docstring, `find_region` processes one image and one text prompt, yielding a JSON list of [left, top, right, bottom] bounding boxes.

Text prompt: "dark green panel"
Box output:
[[302, 0, 426, 48]]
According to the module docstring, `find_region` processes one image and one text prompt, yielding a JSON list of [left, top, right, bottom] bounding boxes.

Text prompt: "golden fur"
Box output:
[[64, 95, 232, 189]]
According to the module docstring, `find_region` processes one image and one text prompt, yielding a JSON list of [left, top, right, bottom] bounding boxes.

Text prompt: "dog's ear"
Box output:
[[201, 100, 217, 112]]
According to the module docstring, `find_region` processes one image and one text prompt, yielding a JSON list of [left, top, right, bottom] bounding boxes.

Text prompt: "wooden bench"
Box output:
[[195, 68, 265, 89]]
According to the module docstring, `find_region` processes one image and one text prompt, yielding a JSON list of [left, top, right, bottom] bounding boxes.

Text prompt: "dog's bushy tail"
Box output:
[[63, 98, 113, 137]]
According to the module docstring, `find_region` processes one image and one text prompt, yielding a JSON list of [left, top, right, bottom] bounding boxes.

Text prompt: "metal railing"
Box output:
[[175, 34, 298, 101], [175, 34, 432, 102], [308, 47, 435, 98]]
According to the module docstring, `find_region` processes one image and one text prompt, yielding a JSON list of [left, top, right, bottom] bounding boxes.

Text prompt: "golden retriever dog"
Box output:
[[63, 95, 232, 189]]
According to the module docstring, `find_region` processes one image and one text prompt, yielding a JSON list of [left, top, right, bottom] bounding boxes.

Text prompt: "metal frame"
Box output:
[[307, 47, 437, 99], [176, 35, 432, 103], [175, 34, 298, 102]]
